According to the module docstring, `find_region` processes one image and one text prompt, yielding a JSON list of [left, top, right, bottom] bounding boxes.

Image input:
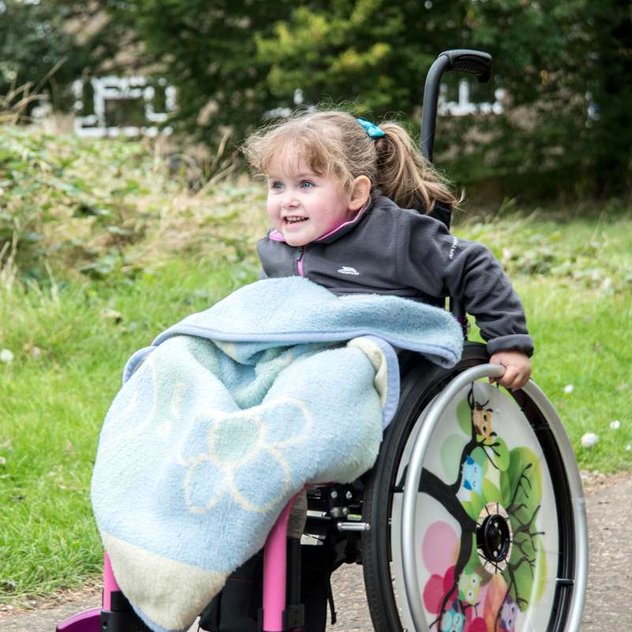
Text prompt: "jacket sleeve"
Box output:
[[398, 213, 534, 356]]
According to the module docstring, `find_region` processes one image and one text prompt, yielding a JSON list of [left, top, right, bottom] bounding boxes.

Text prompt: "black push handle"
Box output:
[[420, 49, 493, 162], [440, 49, 493, 82]]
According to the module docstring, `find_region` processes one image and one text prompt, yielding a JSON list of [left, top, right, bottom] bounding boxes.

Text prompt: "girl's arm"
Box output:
[[400, 212, 534, 358]]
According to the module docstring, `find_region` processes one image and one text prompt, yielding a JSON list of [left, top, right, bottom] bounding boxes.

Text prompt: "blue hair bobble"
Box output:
[[356, 117, 386, 139]]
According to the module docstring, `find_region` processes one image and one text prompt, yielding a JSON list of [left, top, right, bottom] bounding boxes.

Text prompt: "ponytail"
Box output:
[[373, 122, 460, 213]]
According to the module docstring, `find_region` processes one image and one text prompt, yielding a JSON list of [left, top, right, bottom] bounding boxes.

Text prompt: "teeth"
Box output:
[[285, 217, 307, 224]]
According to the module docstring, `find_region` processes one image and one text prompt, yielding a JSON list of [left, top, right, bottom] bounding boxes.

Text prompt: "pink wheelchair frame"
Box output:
[[57, 496, 300, 632]]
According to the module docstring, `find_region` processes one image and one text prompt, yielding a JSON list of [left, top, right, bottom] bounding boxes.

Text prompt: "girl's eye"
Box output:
[[269, 181, 284, 191], [299, 180, 315, 189]]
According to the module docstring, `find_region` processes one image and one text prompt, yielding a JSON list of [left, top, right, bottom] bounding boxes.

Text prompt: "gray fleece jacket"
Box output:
[[257, 195, 534, 356]]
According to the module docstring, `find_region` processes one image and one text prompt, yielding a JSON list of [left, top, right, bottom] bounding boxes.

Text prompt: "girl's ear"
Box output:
[[349, 175, 372, 211]]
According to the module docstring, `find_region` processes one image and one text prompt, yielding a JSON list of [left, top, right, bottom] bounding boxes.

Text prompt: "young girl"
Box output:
[[246, 110, 533, 388], [201, 110, 533, 631]]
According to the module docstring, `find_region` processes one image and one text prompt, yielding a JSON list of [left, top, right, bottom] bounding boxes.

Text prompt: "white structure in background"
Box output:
[[72, 76, 176, 137], [265, 81, 503, 122], [438, 78, 505, 116], [69, 76, 501, 137], [264, 88, 316, 119]]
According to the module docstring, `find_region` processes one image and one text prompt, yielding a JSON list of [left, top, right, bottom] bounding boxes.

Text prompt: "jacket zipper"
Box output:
[[295, 247, 305, 277]]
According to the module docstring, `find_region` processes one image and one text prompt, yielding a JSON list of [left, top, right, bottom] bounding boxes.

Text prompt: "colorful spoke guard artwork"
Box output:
[[416, 382, 559, 632]]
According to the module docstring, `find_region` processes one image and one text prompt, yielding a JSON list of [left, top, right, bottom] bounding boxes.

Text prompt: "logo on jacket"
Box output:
[[337, 266, 360, 276]]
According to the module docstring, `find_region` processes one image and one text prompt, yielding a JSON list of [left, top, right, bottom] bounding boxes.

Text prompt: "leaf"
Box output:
[[457, 396, 471, 435], [503, 447, 546, 610], [506, 447, 542, 524], [482, 477, 502, 505], [440, 433, 468, 481]]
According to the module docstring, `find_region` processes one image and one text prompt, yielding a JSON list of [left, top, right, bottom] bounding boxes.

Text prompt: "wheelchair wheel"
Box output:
[[362, 343, 587, 631]]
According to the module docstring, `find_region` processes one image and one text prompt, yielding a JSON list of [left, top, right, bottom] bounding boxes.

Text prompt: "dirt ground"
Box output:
[[1, 471, 630, 631]]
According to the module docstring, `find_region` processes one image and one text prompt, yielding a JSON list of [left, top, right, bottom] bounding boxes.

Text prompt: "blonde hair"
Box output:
[[243, 110, 459, 213]]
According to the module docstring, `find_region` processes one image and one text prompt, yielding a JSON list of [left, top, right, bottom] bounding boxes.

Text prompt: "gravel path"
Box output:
[[1, 472, 630, 631]]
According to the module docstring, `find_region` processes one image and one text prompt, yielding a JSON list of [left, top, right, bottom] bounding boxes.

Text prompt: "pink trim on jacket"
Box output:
[[315, 207, 366, 241], [267, 205, 368, 244]]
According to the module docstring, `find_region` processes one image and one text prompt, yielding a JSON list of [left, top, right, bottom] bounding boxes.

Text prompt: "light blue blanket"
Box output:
[[91, 277, 463, 632]]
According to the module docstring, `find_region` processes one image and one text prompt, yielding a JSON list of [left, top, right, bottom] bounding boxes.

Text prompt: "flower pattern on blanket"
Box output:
[[180, 396, 313, 515], [99, 351, 189, 444]]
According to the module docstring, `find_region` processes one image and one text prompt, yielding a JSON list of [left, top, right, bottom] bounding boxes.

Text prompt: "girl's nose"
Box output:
[[282, 191, 299, 208]]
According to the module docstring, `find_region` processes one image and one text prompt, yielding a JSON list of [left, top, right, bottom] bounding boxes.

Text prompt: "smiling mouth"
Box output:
[[284, 216, 308, 224]]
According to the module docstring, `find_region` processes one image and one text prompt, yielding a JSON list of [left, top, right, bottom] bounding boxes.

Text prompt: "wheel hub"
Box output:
[[476, 502, 513, 573]]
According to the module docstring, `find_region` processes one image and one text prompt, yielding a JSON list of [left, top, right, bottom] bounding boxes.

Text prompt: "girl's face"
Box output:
[[266, 156, 368, 247]]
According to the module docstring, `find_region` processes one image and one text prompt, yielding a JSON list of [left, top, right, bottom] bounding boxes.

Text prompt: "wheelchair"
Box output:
[[57, 50, 588, 632]]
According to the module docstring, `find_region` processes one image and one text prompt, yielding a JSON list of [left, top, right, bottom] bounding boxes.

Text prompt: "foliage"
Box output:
[[0, 125, 157, 283], [254, 0, 631, 197], [0, 125, 265, 285], [1, 1, 629, 198], [102, 0, 296, 140], [453, 0, 632, 197], [91, 0, 631, 197], [457, 200, 632, 294], [0, 0, 91, 113], [256, 1, 439, 115]]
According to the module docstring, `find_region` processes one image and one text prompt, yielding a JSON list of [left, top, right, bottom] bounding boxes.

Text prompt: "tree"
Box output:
[[255, 0, 467, 119], [253, 0, 631, 197], [3, 0, 628, 197], [103, 0, 296, 140], [581, 0, 631, 196], [459, 0, 631, 197], [0, 0, 91, 112]]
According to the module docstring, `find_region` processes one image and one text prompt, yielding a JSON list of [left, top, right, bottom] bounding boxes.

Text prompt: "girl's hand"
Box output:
[[489, 351, 532, 390]]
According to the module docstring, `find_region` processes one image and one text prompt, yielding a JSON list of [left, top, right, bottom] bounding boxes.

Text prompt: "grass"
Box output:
[[460, 207, 632, 471], [0, 129, 630, 603], [523, 280, 631, 467], [0, 257, 259, 600]]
